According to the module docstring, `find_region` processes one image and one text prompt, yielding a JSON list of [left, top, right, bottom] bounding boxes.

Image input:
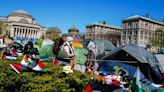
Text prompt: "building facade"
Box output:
[[86, 22, 121, 45], [121, 15, 164, 47], [0, 10, 45, 41]]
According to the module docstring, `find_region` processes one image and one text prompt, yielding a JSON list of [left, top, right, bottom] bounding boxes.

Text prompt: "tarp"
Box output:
[[16, 37, 28, 40], [85, 39, 116, 59]]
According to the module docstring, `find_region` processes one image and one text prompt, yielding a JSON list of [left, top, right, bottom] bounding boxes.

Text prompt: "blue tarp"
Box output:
[[16, 37, 28, 40], [16, 37, 39, 42]]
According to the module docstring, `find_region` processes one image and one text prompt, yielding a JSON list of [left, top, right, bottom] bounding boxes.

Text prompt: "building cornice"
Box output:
[[86, 22, 122, 30], [122, 15, 164, 26]]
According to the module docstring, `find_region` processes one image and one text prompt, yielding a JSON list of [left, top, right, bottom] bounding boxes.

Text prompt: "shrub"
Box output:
[[0, 59, 91, 92]]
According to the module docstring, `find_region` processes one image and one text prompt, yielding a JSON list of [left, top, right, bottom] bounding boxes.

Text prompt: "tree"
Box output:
[[0, 21, 7, 35], [46, 27, 61, 41], [79, 32, 85, 40]]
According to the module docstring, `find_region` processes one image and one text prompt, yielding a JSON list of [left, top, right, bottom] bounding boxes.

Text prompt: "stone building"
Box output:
[[121, 15, 164, 47], [0, 10, 45, 41], [85, 22, 121, 45]]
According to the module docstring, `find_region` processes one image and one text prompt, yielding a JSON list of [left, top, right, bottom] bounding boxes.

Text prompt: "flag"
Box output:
[[10, 49, 17, 56], [21, 55, 47, 73], [84, 83, 93, 92], [10, 57, 46, 73], [2, 55, 17, 60], [10, 63, 28, 74], [31, 60, 47, 72], [131, 67, 164, 92], [21, 55, 33, 66], [1, 51, 17, 60]]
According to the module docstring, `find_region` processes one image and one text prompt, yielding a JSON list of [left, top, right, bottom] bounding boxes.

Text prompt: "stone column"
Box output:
[[21, 28, 23, 37], [24, 28, 26, 38]]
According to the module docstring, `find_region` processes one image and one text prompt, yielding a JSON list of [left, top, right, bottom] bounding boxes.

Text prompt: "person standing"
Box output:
[[61, 36, 75, 66]]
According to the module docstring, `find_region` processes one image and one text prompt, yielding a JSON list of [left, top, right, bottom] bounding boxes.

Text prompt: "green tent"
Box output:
[[38, 45, 54, 61], [36, 39, 55, 61], [85, 39, 116, 59]]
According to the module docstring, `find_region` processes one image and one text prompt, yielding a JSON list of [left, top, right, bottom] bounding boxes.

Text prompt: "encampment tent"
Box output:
[[84, 39, 116, 59], [38, 39, 54, 61], [102, 44, 157, 64], [101, 44, 163, 84]]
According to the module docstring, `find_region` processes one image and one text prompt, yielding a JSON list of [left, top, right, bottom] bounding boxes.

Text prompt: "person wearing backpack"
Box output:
[[61, 36, 76, 74], [52, 34, 67, 64], [60, 36, 75, 65]]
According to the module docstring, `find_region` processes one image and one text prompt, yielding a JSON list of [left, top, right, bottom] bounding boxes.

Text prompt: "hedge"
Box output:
[[0, 56, 92, 92]]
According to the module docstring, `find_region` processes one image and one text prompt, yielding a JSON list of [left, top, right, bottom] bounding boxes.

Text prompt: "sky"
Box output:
[[0, 0, 164, 33]]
